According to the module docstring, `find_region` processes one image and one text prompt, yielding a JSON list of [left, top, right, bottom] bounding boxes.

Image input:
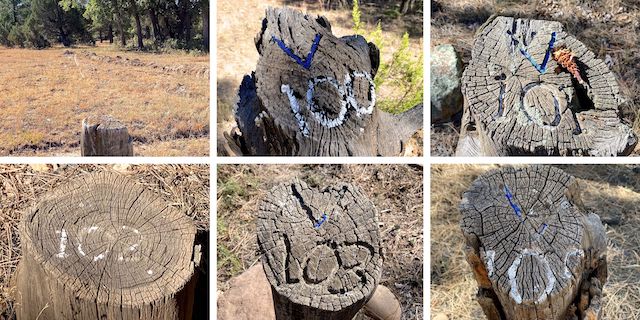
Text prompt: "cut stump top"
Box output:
[[462, 16, 636, 156], [257, 180, 383, 312], [253, 7, 378, 152], [460, 166, 588, 305], [21, 171, 197, 306]]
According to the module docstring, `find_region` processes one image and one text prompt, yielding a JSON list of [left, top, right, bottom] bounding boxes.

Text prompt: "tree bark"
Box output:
[[112, 0, 126, 46], [257, 179, 383, 319], [108, 24, 114, 43], [131, 0, 144, 49], [202, 0, 209, 50], [15, 172, 200, 319], [233, 8, 422, 156], [81, 116, 133, 156], [460, 165, 608, 320], [149, 7, 163, 42], [457, 16, 637, 156]]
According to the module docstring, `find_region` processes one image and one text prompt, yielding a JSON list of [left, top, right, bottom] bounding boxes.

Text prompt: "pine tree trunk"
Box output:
[[15, 172, 201, 319], [132, 1, 144, 49], [149, 8, 163, 42], [460, 165, 608, 319], [233, 8, 422, 156], [202, 0, 209, 50], [457, 16, 637, 156]]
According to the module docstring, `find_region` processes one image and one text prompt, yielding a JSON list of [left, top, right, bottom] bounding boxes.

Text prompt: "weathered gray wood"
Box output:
[[15, 171, 200, 319], [459, 165, 607, 320], [257, 179, 384, 319], [457, 16, 637, 156], [233, 7, 422, 156], [81, 116, 134, 156]]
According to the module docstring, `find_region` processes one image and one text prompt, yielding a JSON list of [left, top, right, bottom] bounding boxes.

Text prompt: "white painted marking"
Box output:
[[281, 71, 376, 136], [563, 249, 584, 279], [87, 226, 98, 233], [483, 250, 496, 277], [93, 253, 106, 261], [147, 270, 153, 275], [508, 248, 556, 304], [77, 243, 86, 256], [55, 229, 68, 258]]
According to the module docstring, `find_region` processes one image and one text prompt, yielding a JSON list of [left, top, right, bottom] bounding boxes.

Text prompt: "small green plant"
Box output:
[[351, 1, 423, 114], [352, 0, 363, 35]]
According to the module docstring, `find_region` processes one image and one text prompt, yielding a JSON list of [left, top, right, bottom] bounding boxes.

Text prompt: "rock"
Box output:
[[433, 313, 449, 320], [217, 264, 275, 320], [431, 44, 463, 123]]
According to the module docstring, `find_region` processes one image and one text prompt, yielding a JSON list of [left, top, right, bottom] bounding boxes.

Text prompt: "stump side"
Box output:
[[16, 171, 198, 318], [81, 116, 134, 156], [459, 16, 636, 156], [459, 165, 607, 319], [257, 180, 383, 320]]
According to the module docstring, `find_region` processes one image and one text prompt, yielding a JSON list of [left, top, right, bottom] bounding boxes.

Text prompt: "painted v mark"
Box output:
[[272, 33, 322, 70], [510, 31, 556, 74]]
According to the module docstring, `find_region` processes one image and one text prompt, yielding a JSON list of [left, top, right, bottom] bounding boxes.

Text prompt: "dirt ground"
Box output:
[[0, 164, 210, 319], [217, 0, 423, 154], [0, 45, 210, 156], [430, 164, 640, 319], [430, 0, 640, 156], [217, 164, 424, 319]]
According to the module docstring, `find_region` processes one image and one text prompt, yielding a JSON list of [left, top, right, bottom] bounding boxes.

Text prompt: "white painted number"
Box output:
[[281, 72, 376, 137]]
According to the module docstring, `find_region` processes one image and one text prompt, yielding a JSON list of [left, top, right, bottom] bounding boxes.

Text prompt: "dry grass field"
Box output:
[[0, 45, 209, 156], [217, 0, 423, 153], [217, 164, 424, 319], [431, 164, 640, 319], [431, 0, 640, 156], [0, 164, 210, 319]]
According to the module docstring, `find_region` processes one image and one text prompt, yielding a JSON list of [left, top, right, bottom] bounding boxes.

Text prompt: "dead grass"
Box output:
[[217, 164, 423, 319], [430, 164, 640, 319], [216, 0, 423, 152], [431, 0, 640, 156], [0, 44, 209, 156], [0, 164, 210, 319]]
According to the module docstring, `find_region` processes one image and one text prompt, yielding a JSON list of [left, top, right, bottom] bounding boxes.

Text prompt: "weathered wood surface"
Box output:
[[16, 172, 200, 319], [460, 165, 607, 320], [81, 116, 134, 156], [233, 7, 422, 156], [457, 16, 637, 156], [257, 180, 384, 319]]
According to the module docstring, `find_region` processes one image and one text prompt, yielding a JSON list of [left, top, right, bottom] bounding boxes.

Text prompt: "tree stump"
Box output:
[[81, 116, 134, 156], [233, 7, 422, 156], [15, 171, 200, 319], [459, 165, 608, 320], [457, 16, 636, 156], [257, 180, 384, 319]]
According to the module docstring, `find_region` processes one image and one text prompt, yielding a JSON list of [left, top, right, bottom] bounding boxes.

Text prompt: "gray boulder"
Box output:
[[431, 44, 463, 123]]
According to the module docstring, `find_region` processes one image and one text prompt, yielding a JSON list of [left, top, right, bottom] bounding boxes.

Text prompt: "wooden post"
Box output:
[[233, 8, 422, 156], [15, 171, 200, 319], [459, 165, 608, 319], [457, 16, 637, 156], [81, 116, 134, 156], [257, 180, 385, 319]]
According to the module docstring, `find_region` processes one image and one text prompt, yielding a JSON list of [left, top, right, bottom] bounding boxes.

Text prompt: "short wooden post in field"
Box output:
[[234, 8, 422, 156], [81, 116, 134, 156], [256, 180, 387, 319], [460, 165, 608, 319], [456, 16, 636, 156], [15, 172, 200, 319]]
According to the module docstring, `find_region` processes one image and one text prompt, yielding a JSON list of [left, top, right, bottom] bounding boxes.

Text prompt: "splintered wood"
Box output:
[[257, 180, 383, 319], [233, 7, 422, 156], [460, 165, 607, 320], [457, 16, 636, 156], [16, 171, 199, 319]]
